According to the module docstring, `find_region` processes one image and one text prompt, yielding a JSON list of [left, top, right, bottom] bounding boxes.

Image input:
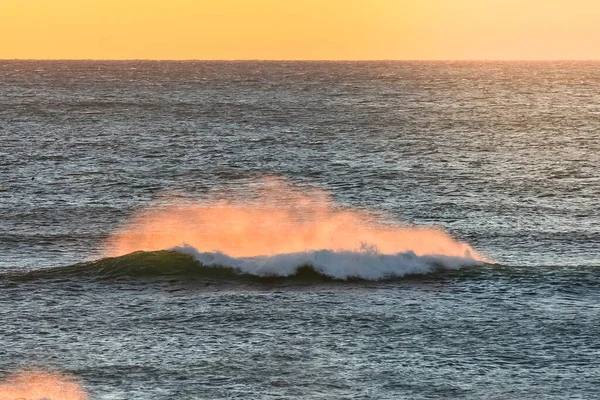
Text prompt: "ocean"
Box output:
[[0, 61, 599, 399]]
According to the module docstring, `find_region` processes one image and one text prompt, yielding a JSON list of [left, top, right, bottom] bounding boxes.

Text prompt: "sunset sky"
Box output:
[[1, 0, 599, 60]]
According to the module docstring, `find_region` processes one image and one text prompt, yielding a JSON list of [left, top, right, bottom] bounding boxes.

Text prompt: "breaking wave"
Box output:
[[174, 244, 482, 280]]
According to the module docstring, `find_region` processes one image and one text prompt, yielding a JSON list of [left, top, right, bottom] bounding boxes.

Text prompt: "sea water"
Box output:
[[1, 61, 599, 399]]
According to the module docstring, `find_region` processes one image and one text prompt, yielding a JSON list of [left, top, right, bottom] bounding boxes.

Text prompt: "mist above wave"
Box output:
[[0, 370, 88, 400], [104, 178, 485, 262]]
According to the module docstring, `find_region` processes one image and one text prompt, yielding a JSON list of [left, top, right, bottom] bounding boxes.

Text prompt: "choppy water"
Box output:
[[1, 61, 599, 399]]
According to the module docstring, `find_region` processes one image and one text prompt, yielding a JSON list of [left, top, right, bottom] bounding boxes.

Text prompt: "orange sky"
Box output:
[[1, 0, 599, 60]]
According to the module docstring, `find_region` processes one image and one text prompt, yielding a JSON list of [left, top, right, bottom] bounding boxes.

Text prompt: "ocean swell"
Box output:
[[3, 247, 482, 283]]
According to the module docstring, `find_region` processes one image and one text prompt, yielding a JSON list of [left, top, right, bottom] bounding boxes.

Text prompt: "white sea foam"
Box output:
[[172, 244, 482, 280]]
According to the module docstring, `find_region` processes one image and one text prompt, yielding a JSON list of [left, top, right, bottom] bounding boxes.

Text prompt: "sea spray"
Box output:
[[105, 178, 485, 261], [0, 370, 88, 400]]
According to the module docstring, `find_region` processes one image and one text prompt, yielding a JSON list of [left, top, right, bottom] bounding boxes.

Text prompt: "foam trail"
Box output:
[[174, 245, 482, 280], [105, 178, 485, 263], [0, 370, 88, 400]]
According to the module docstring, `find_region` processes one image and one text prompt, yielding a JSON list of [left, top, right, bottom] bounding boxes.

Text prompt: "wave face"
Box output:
[[7, 247, 482, 282]]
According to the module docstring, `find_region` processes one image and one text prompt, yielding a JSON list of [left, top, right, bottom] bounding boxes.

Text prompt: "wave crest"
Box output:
[[174, 244, 481, 280]]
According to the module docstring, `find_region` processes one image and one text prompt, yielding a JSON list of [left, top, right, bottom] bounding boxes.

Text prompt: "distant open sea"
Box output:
[[1, 61, 599, 399]]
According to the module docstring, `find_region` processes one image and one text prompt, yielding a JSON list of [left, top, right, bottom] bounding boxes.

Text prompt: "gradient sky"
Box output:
[[1, 0, 599, 60]]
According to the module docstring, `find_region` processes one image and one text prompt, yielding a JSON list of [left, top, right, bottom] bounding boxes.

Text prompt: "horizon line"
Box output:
[[2, 58, 600, 62]]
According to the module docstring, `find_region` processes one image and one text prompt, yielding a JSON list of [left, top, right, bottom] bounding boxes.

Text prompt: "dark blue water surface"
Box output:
[[1, 61, 599, 399]]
